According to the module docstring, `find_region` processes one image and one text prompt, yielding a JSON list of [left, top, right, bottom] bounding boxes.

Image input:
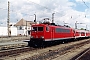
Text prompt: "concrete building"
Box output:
[[14, 18, 35, 36], [0, 27, 17, 36]]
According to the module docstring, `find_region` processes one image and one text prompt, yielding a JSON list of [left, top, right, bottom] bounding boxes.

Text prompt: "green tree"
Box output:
[[80, 28, 86, 30]]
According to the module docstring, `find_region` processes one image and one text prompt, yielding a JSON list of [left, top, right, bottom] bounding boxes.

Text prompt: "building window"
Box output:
[[19, 26, 22, 30]]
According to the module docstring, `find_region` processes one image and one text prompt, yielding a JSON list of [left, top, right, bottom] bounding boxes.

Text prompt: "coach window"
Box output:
[[55, 28, 60, 32], [81, 32, 85, 34], [73, 30, 75, 33], [66, 29, 70, 33], [46, 26, 49, 31], [55, 28, 70, 33]]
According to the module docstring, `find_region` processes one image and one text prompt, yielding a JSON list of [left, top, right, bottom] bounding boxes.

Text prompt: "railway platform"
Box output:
[[0, 36, 30, 50], [0, 36, 30, 43]]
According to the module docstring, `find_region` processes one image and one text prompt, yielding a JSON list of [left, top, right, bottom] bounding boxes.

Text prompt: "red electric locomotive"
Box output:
[[29, 18, 90, 47]]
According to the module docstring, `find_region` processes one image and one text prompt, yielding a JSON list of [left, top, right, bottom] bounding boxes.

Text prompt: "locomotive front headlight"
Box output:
[[30, 36, 34, 38], [40, 36, 44, 38]]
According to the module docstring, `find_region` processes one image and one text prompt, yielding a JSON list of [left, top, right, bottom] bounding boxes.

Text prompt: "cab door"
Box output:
[[44, 26, 51, 41], [51, 27, 54, 40]]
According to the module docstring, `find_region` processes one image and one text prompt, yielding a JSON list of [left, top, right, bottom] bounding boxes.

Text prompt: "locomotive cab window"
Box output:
[[38, 27, 43, 31], [32, 26, 43, 31], [32, 27, 37, 31]]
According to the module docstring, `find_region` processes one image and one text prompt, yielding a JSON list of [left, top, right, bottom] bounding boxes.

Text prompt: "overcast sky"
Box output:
[[0, 0, 90, 30]]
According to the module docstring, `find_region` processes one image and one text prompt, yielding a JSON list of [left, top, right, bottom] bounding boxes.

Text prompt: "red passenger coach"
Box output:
[[86, 31, 90, 37], [75, 29, 90, 38]]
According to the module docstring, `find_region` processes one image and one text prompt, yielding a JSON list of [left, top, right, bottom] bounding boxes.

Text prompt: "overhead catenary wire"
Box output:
[[27, 0, 52, 10], [0, 8, 7, 10], [0, 0, 62, 18], [0, 2, 32, 17], [27, 0, 63, 15], [1, 0, 89, 16], [1, 1, 88, 21], [82, 0, 89, 8], [26, 0, 88, 23], [82, 0, 90, 18]]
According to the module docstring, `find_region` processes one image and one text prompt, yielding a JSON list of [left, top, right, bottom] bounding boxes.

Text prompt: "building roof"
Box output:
[[14, 18, 35, 26]]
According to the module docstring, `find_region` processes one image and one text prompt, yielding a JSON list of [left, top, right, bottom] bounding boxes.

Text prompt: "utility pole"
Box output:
[[75, 21, 85, 29], [7, 1, 10, 37], [34, 14, 36, 24], [86, 25, 87, 30], [26, 21, 28, 37], [75, 21, 77, 29], [52, 13, 55, 23]]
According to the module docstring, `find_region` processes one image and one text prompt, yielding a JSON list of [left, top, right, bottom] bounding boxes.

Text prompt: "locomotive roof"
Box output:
[[75, 29, 89, 32], [32, 23, 72, 29], [32, 23, 90, 32]]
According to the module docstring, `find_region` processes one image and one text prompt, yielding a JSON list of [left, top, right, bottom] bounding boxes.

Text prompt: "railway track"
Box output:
[[0, 47, 35, 57], [0, 38, 90, 60], [0, 40, 28, 51], [71, 48, 90, 60], [23, 39, 90, 60]]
